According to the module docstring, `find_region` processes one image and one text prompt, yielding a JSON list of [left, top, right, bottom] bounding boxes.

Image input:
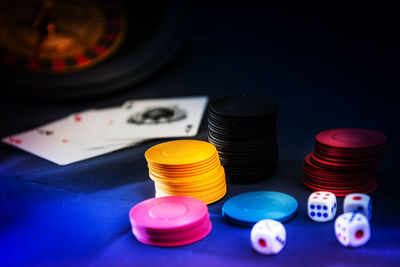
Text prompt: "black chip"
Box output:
[[209, 94, 279, 119], [208, 94, 279, 183]]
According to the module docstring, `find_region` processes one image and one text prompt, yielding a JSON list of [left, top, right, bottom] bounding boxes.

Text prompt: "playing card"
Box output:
[[106, 96, 208, 140], [63, 107, 141, 149], [2, 128, 139, 165], [32, 110, 93, 144], [38, 108, 140, 149]]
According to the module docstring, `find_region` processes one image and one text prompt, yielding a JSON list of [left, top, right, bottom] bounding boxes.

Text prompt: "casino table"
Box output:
[[1, 2, 400, 266]]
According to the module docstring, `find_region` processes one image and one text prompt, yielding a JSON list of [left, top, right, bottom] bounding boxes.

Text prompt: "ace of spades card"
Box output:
[[106, 96, 208, 140]]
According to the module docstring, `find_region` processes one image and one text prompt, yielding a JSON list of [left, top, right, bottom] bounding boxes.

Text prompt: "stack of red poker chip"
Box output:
[[129, 196, 212, 247], [303, 128, 387, 196]]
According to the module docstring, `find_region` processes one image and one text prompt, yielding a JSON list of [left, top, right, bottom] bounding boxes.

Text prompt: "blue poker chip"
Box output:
[[222, 213, 254, 227], [222, 191, 298, 227]]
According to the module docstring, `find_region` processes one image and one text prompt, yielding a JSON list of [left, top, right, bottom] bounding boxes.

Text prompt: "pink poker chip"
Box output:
[[132, 213, 210, 235], [134, 221, 212, 247], [316, 128, 388, 149], [129, 196, 208, 231], [129, 196, 212, 247], [133, 219, 212, 243]]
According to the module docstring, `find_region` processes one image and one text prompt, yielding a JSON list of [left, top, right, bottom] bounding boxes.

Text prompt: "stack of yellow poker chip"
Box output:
[[145, 140, 227, 205]]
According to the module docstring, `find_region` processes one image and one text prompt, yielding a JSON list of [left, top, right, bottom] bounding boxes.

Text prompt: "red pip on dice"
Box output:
[[307, 191, 372, 248]]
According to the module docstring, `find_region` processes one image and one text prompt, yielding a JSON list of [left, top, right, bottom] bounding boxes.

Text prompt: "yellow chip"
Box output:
[[147, 152, 219, 170], [149, 165, 222, 183], [155, 181, 226, 205], [154, 171, 226, 204], [145, 140, 217, 166], [148, 161, 221, 179], [146, 139, 226, 205], [203, 186, 227, 204], [154, 178, 226, 195], [151, 166, 225, 190]]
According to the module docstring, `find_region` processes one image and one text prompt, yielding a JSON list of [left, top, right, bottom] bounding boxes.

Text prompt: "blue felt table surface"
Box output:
[[1, 2, 400, 266]]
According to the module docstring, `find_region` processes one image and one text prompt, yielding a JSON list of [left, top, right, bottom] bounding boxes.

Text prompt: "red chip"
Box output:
[[303, 128, 386, 196], [316, 128, 388, 149]]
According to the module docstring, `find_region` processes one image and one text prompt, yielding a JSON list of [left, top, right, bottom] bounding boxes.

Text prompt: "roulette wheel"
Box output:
[[0, 0, 185, 99]]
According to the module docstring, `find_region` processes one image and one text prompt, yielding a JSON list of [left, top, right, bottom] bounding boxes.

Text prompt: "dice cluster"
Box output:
[[308, 191, 372, 247], [250, 192, 372, 256]]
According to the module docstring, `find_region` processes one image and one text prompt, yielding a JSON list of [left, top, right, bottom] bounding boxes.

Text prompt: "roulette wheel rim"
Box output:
[[0, 0, 186, 99]]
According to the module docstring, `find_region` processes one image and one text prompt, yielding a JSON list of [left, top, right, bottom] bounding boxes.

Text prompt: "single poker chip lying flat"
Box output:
[[222, 191, 298, 227]]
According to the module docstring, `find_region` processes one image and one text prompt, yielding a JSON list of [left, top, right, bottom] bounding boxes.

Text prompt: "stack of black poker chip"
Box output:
[[208, 94, 279, 183]]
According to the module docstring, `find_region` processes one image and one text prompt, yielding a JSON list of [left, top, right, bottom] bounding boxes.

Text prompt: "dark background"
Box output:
[[1, 1, 399, 266]]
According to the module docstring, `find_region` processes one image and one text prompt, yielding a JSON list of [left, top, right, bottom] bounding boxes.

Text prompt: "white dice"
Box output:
[[335, 212, 370, 247], [307, 191, 337, 222], [344, 193, 372, 220], [250, 219, 286, 255]]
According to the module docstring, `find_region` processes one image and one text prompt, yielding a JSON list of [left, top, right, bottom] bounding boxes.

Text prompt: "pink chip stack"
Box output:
[[129, 196, 212, 247]]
